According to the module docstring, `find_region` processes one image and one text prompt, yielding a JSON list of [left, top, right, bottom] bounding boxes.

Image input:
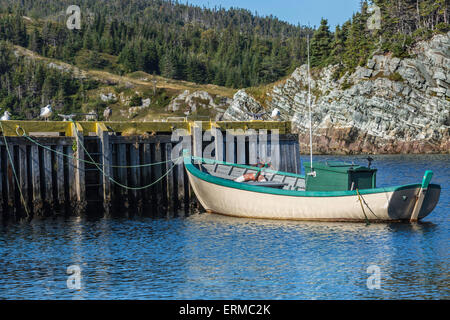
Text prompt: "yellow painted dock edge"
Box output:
[[0, 121, 292, 136]]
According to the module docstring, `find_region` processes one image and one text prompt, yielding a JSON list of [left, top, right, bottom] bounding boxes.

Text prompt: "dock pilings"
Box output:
[[0, 121, 300, 218]]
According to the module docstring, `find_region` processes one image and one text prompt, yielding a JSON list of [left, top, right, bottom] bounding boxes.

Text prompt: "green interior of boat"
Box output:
[[304, 161, 377, 192], [191, 154, 378, 192], [184, 154, 433, 197]]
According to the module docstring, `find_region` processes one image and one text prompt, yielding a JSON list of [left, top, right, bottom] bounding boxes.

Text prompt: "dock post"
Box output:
[[130, 139, 141, 214], [171, 129, 190, 214], [235, 129, 246, 164], [247, 129, 257, 165], [279, 137, 288, 172], [96, 123, 112, 215], [67, 146, 77, 210], [31, 145, 43, 216], [6, 143, 16, 215], [55, 145, 65, 209], [142, 143, 152, 212], [117, 143, 129, 214], [18, 145, 29, 216], [226, 130, 235, 163], [165, 143, 175, 216], [176, 158, 186, 214], [258, 129, 268, 164], [293, 136, 300, 174], [72, 122, 86, 214], [212, 124, 223, 161], [269, 130, 280, 171], [43, 146, 54, 212], [153, 142, 164, 215], [189, 122, 202, 212], [191, 122, 202, 160]]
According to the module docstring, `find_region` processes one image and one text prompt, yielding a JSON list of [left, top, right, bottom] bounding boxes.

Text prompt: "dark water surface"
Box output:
[[0, 154, 448, 299]]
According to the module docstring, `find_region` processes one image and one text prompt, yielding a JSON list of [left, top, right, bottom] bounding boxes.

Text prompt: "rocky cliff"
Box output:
[[226, 32, 450, 154], [265, 32, 450, 154], [164, 32, 449, 154]]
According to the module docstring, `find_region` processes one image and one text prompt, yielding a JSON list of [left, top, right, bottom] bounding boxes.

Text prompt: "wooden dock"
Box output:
[[0, 120, 300, 219]]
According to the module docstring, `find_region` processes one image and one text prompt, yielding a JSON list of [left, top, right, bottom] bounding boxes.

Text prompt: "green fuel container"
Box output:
[[304, 161, 377, 192]]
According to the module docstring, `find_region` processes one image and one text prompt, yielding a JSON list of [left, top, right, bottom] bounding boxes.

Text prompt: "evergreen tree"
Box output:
[[310, 18, 333, 67]]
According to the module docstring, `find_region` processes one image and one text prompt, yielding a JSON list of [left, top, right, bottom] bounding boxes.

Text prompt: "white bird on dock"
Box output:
[[58, 114, 77, 122], [103, 106, 112, 121], [40, 105, 53, 121], [271, 108, 281, 120], [1, 111, 11, 121]]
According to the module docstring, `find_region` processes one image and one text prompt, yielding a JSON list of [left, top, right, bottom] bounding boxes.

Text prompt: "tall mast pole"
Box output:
[[307, 35, 314, 173]]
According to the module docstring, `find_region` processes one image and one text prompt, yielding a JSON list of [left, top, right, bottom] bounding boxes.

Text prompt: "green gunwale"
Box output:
[[191, 155, 305, 179], [184, 155, 439, 198]]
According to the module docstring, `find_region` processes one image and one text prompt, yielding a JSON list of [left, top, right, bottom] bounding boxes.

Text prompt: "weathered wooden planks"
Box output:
[[56, 146, 65, 208], [0, 126, 300, 219], [43, 146, 54, 211], [141, 143, 152, 211], [165, 143, 175, 216], [130, 140, 141, 213], [117, 143, 129, 212], [30, 145, 43, 216], [97, 123, 112, 214], [73, 123, 86, 214], [152, 142, 164, 214]]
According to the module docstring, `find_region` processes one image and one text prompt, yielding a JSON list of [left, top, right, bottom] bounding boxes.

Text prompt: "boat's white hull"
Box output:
[[187, 171, 434, 222]]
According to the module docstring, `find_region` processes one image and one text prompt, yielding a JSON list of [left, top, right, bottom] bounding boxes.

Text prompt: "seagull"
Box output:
[[58, 114, 77, 122], [1, 111, 11, 121], [40, 105, 53, 121], [103, 107, 112, 121], [271, 108, 281, 120]]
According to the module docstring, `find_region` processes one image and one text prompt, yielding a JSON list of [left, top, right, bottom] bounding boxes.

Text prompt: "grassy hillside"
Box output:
[[0, 0, 447, 121], [5, 42, 236, 121]]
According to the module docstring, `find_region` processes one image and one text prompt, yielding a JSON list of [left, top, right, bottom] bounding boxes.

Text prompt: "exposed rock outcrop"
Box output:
[[235, 32, 450, 154], [222, 90, 268, 121], [166, 90, 231, 116]]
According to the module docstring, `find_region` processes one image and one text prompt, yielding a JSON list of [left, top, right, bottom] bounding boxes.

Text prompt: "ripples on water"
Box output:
[[0, 154, 448, 299]]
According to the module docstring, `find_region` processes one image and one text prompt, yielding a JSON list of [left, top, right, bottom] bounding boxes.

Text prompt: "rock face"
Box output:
[[100, 92, 117, 102], [261, 32, 449, 154], [166, 90, 231, 117], [222, 90, 268, 121]]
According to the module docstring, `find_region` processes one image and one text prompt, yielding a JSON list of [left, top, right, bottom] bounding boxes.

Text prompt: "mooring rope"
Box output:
[[356, 188, 370, 225], [70, 120, 178, 191], [358, 191, 380, 219], [0, 121, 30, 216], [15, 125, 180, 168], [1, 122, 180, 192]]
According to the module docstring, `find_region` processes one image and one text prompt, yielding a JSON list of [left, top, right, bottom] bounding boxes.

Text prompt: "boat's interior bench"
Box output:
[[200, 162, 305, 190], [243, 181, 288, 189]]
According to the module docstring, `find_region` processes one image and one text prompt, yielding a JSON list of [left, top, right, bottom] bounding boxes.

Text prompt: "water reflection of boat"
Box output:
[[183, 151, 441, 223]]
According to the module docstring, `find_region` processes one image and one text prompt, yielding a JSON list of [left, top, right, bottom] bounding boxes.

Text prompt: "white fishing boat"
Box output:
[[183, 152, 441, 222], [183, 35, 441, 223]]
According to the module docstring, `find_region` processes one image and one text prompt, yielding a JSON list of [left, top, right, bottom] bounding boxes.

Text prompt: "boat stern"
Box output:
[[388, 170, 441, 221], [387, 184, 441, 220]]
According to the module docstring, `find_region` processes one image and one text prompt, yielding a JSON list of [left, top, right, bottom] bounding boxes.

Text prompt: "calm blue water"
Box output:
[[0, 154, 448, 300]]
